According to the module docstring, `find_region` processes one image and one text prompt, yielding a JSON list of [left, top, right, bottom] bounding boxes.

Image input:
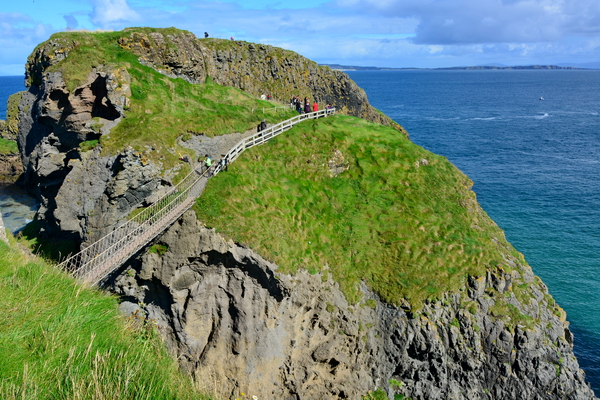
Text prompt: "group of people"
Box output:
[[179, 153, 229, 176], [290, 96, 319, 114], [203, 154, 229, 175]]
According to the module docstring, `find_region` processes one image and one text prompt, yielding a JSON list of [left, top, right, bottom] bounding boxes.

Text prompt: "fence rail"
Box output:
[[58, 108, 335, 285]]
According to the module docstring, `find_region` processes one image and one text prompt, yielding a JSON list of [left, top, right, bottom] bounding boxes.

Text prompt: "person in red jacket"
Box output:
[[312, 101, 318, 112]]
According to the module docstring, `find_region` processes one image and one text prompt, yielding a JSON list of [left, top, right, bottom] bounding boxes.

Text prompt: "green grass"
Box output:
[[0, 239, 208, 399], [0, 137, 18, 155], [31, 29, 298, 171], [105, 70, 296, 170], [79, 139, 99, 152], [194, 115, 517, 308]]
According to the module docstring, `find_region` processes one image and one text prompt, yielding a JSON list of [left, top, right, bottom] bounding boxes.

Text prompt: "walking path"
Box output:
[[58, 108, 335, 285]]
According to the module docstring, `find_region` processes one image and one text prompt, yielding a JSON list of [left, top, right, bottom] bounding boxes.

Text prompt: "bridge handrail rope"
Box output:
[[57, 108, 335, 285]]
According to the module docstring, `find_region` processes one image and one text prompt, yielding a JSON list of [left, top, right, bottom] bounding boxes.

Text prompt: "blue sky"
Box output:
[[2, 0, 600, 75]]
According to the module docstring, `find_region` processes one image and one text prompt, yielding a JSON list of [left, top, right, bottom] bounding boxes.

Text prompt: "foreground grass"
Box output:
[[34, 28, 297, 170], [195, 115, 521, 307], [0, 239, 208, 399]]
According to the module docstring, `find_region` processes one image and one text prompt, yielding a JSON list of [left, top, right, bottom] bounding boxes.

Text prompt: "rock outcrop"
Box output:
[[1, 91, 25, 181], [0, 154, 23, 182], [117, 29, 403, 132], [110, 210, 596, 400], [16, 53, 168, 247], [16, 28, 403, 251]]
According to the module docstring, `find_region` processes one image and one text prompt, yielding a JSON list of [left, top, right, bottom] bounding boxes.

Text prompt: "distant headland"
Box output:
[[322, 63, 595, 71]]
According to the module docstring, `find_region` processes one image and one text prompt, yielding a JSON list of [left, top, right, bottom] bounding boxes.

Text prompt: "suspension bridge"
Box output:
[[58, 108, 335, 285]]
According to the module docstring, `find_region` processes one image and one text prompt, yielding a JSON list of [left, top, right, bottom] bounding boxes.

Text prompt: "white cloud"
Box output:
[[90, 0, 140, 28], [2, 0, 600, 75], [335, 0, 599, 45]]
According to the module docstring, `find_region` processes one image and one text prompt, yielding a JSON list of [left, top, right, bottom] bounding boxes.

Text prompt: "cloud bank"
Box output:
[[1, 0, 600, 75]]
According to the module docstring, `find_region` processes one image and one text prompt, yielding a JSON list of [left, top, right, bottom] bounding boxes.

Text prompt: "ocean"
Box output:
[[348, 69, 600, 394], [1, 71, 599, 393]]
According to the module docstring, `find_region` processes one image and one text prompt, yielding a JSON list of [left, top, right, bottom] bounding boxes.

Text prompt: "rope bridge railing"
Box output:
[[58, 107, 335, 285]]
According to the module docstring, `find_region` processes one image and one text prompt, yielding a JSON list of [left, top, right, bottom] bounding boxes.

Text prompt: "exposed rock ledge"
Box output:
[[0, 153, 23, 182], [109, 210, 596, 400]]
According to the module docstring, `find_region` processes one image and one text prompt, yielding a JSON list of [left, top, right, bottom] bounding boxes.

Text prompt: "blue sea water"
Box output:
[[0, 76, 25, 120], [348, 69, 600, 394]]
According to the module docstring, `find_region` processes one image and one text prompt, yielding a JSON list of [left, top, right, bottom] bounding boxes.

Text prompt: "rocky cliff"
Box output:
[[109, 210, 596, 400], [116, 29, 401, 130], [17, 28, 402, 250], [0, 92, 25, 181]]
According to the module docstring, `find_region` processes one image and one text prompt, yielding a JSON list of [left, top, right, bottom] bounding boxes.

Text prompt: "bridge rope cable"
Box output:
[[57, 108, 336, 285]]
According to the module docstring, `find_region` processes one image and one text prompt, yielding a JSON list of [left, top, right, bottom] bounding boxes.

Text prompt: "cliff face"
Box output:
[[17, 28, 403, 250], [116, 29, 402, 131], [16, 65, 166, 246], [110, 210, 596, 400]]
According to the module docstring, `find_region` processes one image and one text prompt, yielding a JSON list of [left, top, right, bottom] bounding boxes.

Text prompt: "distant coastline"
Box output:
[[322, 63, 595, 71]]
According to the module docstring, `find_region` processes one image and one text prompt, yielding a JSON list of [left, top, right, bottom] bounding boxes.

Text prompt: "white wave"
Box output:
[[426, 116, 461, 121], [469, 116, 499, 121]]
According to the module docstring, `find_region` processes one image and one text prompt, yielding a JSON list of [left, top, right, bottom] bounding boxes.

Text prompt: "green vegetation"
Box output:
[[149, 243, 168, 255], [0, 238, 208, 399], [34, 29, 297, 169], [0, 137, 18, 155], [1, 91, 24, 141], [78, 139, 99, 152], [489, 298, 535, 330], [195, 115, 515, 308], [363, 389, 391, 400]]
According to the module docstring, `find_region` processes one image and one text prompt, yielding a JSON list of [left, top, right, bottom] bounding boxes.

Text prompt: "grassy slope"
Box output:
[[37, 29, 297, 173], [0, 239, 208, 399], [195, 115, 523, 307]]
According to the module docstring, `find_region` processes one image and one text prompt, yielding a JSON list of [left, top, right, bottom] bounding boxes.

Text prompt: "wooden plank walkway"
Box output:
[[58, 108, 335, 285]]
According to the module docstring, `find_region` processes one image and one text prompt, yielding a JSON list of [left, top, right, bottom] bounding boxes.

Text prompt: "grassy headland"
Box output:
[[194, 115, 522, 307], [33, 29, 297, 171], [0, 238, 208, 399]]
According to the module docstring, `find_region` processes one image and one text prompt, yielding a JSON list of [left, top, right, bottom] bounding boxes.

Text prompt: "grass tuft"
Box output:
[[0, 137, 18, 155]]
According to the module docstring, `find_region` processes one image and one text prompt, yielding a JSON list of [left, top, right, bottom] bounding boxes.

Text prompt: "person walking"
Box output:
[[257, 119, 267, 133], [204, 154, 212, 173], [313, 101, 318, 112], [304, 100, 311, 114]]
